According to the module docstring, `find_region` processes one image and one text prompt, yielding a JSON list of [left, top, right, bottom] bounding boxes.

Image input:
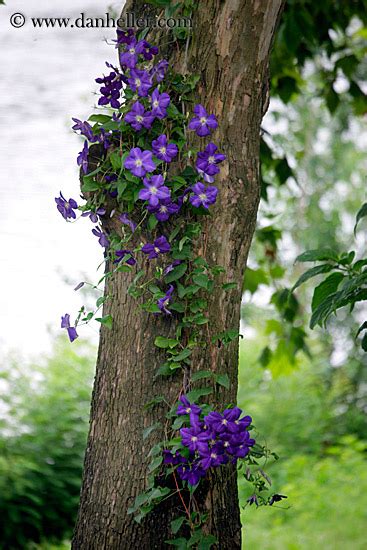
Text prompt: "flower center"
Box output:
[[159, 147, 166, 154], [135, 78, 141, 87], [153, 100, 159, 108], [222, 419, 228, 425], [199, 193, 207, 201], [208, 155, 215, 164], [160, 206, 168, 213], [185, 407, 191, 413], [136, 115, 143, 122], [200, 116, 207, 124], [154, 247, 160, 253], [210, 453, 217, 459], [129, 47, 135, 54], [135, 159, 143, 167], [150, 186, 157, 194], [191, 436, 198, 442]]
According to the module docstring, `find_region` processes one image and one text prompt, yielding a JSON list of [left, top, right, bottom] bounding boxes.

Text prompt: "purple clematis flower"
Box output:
[[180, 426, 211, 454], [188, 104, 218, 137], [124, 148, 156, 178], [148, 198, 180, 222], [119, 37, 145, 68], [141, 235, 171, 259], [55, 192, 78, 220], [177, 396, 202, 417], [164, 260, 181, 276], [77, 141, 89, 174], [72, 118, 97, 142], [151, 134, 178, 163], [124, 147, 156, 178], [163, 450, 187, 465], [81, 207, 106, 223], [61, 313, 78, 343], [150, 88, 170, 119], [142, 40, 159, 61], [200, 443, 228, 470], [114, 249, 136, 266], [177, 462, 205, 486], [150, 59, 169, 83], [116, 28, 135, 45], [96, 69, 123, 109], [138, 174, 171, 207], [196, 142, 226, 182], [157, 285, 174, 315], [124, 101, 155, 131], [119, 213, 137, 232], [189, 182, 218, 209], [128, 68, 152, 97], [92, 227, 109, 248]]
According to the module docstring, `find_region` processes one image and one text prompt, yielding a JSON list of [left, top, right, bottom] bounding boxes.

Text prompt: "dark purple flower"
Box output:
[[196, 142, 226, 183], [96, 69, 123, 109], [116, 28, 135, 45], [119, 37, 145, 68], [163, 450, 187, 465], [204, 411, 229, 434], [124, 147, 156, 178], [128, 69, 152, 97], [189, 182, 218, 209], [150, 59, 169, 83], [138, 175, 171, 207], [177, 462, 206, 486], [55, 192, 78, 220], [124, 101, 154, 131], [150, 88, 170, 119], [148, 198, 180, 222], [142, 40, 159, 61], [188, 104, 218, 137], [92, 227, 109, 248], [247, 494, 259, 506], [164, 260, 181, 276], [141, 235, 171, 259], [61, 313, 78, 343], [81, 207, 106, 224], [269, 494, 287, 506], [151, 134, 178, 163], [77, 141, 89, 174], [200, 443, 227, 470], [72, 118, 97, 142], [114, 249, 136, 266], [180, 426, 211, 454], [177, 396, 202, 417], [119, 212, 137, 232], [157, 285, 174, 315]]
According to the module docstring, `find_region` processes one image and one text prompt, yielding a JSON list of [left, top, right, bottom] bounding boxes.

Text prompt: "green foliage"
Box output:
[[0, 338, 94, 549]]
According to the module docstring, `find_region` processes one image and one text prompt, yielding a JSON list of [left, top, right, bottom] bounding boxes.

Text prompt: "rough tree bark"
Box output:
[[73, 1, 284, 548]]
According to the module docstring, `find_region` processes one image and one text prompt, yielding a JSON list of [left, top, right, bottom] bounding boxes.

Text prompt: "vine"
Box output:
[[57, 27, 283, 548]]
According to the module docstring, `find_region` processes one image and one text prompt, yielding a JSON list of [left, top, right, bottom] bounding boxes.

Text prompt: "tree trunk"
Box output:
[[72, 1, 283, 548]]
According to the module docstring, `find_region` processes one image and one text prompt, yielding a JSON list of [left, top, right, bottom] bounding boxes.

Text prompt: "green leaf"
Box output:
[[292, 263, 334, 291], [171, 516, 186, 535], [354, 203, 367, 234], [172, 348, 192, 361], [154, 336, 179, 349], [148, 214, 158, 231], [215, 373, 230, 389], [95, 314, 113, 329], [143, 422, 161, 440], [109, 151, 122, 171], [222, 282, 237, 291], [165, 262, 188, 283], [295, 249, 339, 263], [186, 387, 213, 402], [148, 455, 163, 473], [191, 370, 213, 382], [81, 178, 101, 193], [192, 273, 210, 289], [165, 538, 188, 550], [311, 272, 344, 311], [89, 114, 112, 123]]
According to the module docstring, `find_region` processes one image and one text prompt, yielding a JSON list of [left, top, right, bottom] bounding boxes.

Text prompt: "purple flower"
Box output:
[[177, 396, 202, 417], [150, 59, 169, 83], [119, 37, 145, 68], [189, 182, 218, 209], [142, 40, 159, 61], [188, 104, 218, 137], [177, 462, 205, 486], [61, 313, 78, 343], [148, 198, 180, 222], [152, 134, 178, 163], [157, 285, 174, 315], [92, 227, 109, 248], [124, 101, 154, 131], [116, 28, 135, 45], [114, 249, 136, 266], [77, 141, 89, 174], [141, 235, 171, 259], [72, 118, 97, 142], [180, 426, 211, 454], [81, 207, 106, 223], [150, 88, 170, 119], [200, 443, 227, 470], [128, 69, 152, 97], [204, 411, 229, 434], [196, 142, 226, 182], [164, 260, 181, 276], [124, 147, 156, 178], [119, 212, 137, 232], [96, 69, 123, 109], [55, 192, 78, 220], [247, 494, 259, 507], [269, 494, 287, 506], [138, 175, 171, 207], [163, 450, 187, 465]]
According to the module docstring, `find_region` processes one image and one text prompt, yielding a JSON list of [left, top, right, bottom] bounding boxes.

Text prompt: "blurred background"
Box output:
[[0, 1, 366, 549]]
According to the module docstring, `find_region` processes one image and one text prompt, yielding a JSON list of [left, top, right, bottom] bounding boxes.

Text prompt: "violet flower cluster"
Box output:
[[163, 396, 255, 485]]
